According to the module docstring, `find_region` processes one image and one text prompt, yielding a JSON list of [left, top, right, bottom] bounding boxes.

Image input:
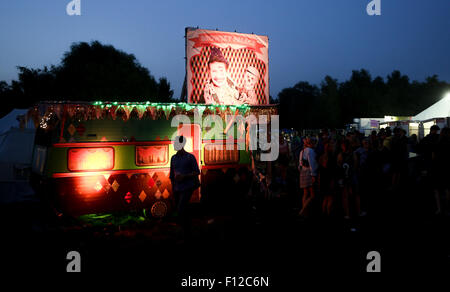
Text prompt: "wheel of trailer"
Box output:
[[145, 200, 169, 219]]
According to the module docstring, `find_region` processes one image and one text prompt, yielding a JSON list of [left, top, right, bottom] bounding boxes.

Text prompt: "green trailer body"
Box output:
[[29, 102, 269, 217]]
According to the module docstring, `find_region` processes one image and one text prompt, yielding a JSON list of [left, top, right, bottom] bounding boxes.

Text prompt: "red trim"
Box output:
[[52, 167, 170, 178], [53, 141, 173, 147]]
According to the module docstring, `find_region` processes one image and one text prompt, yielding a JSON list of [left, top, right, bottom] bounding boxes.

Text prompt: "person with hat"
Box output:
[[200, 47, 240, 105], [238, 66, 260, 105]]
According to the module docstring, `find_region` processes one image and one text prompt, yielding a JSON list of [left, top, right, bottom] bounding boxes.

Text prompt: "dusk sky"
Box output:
[[0, 0, 449, 99]]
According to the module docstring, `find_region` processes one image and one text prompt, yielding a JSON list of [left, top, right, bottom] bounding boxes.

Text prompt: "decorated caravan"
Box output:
[[29, 101, 277, 217]]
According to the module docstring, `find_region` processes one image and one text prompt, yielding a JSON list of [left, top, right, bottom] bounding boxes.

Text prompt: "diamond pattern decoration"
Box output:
[[155, 189, 161, 199], [162, 189, 170, 199], [94, 181, 103, 192], [67, 124, 76, 136], [98, 171, 173, 207], [139, 190, 147, 202], [76, 124, 86, 136], [147, 176, 155, 188], [125, 192, 132, 204], [111, 180, 119, 192]]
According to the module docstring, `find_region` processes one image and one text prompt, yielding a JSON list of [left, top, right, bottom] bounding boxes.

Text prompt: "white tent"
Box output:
[[0, 127, 36, 165], [413, 94, 450, 121], [0, 109, 37, 202], [0, 127, 36, 182], [0, 109, 36, 182], [0, 108, 33, 134]]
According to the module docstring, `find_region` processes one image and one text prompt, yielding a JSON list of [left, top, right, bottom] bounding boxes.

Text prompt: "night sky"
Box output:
[[0, 0, 449, 99]]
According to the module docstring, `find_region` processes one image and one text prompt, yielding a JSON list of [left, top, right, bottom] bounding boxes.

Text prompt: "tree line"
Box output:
[[277, 70, 450, 129], [0, 41, 174, 118], [1, 40, 449, 129]]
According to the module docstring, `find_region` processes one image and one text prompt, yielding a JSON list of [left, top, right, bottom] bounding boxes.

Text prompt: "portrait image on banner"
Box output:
[[186, 28, 269, 105]]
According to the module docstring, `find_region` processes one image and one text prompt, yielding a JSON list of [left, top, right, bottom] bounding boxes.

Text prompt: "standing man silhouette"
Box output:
[[170, 135, 200, 240]]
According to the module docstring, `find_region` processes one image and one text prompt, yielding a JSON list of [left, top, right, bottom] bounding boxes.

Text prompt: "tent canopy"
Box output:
[[0, 109, 32, 134], [0, 127, 36, 164], [413, 94, 450, 121]]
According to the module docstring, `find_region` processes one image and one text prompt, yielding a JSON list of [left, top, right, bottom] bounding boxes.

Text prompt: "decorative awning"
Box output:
[[27, 101, 278, 130]]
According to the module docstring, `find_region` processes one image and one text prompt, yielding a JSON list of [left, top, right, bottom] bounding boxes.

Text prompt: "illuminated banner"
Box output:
[[186, 28, 269, 105]]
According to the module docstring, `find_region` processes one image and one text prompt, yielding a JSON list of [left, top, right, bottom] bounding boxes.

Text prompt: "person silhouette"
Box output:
[[169, 135, 200, 240]]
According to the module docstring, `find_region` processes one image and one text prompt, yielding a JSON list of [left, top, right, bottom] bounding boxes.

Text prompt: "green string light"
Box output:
[[89, 101, 251, 116]]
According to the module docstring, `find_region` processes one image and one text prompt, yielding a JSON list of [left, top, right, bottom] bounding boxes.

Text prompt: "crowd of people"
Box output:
[[263, 126, 450, 220]]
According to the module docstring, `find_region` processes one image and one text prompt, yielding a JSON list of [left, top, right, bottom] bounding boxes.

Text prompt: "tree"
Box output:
[[385, 70, 411, 115], [279, 81, 320, 129], [54, 41, 159, 101], [319, 76, 341, 127], [339, 69, 374, 123], [278, 69, 450, 130], [156, 77, 174, 102], [0, 40, 174, 118]]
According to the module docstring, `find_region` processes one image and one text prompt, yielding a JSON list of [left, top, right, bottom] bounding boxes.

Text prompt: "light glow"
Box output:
[[94, 181, 103, 192], [136, 145, 168, 166], [68, 147, 114, 171], [444, 92, 450, 101]]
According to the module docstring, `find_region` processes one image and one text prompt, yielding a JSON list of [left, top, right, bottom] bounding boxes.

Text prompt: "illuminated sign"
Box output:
[[186, 28, 269, 105], [136, 145, 169, 166], [68, 147, 114, 171]]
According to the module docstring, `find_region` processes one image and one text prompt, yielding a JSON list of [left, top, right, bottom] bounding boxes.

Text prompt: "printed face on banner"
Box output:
[[186, 28, 269, 105]]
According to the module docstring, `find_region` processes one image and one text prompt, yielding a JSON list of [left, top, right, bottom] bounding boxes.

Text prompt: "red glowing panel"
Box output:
[[68, 147, 114, 171], [136, 146, 168, 166], [204, 143, 239, 165]]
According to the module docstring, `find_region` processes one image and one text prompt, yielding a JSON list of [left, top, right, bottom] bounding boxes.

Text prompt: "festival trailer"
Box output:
[[28, 101, 277, 217]]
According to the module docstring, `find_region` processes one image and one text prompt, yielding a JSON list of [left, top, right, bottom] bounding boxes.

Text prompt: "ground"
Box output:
[[0, 179, 449, 284]]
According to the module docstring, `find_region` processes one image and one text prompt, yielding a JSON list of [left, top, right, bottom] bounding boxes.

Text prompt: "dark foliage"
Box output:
[[277, 69, 450, 129], [0, 41, 174, 117]]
